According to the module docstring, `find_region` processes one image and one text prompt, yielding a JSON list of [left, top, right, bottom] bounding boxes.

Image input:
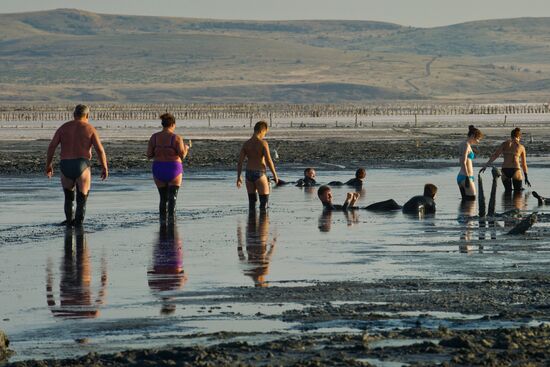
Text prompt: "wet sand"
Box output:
[[1, 134, 550, 176], [1, 121, 550, 366]]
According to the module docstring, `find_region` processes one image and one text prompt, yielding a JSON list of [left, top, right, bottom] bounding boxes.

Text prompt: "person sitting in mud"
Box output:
[[480, 127, 531, 192], [457, 125, 483, 201], [147, 113, 189, 224], [328, 168, 367, 188], [237, 121, 279, 210], [277, 167, 317, 187], [317, 185, 400, 211], [402, 184, 438, 215], [45, 104, 108, 225], [532, 192, 549, 205]]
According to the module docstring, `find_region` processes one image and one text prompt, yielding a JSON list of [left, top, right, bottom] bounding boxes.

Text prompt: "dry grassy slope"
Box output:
[[1, 9, 550, 103]]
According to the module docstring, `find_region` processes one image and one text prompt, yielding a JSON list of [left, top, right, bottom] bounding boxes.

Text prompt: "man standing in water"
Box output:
[[236, 120, 279, 210], [45, 104, 108, 225]]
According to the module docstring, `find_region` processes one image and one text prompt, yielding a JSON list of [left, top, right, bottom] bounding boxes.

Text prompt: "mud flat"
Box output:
[[5, 277, 550, 366], [1, 126, 550, 175]]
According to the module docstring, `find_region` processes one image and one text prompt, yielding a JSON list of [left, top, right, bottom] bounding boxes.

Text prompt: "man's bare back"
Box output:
[[242, 137, 268, 171], [53, 120, 101, 160]]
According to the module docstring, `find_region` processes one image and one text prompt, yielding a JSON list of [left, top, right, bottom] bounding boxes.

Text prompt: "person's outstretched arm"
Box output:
[[45, 130, 61, 178], [177, 135, 189, 161], [263, 142, 278, 184], [146, 136, 155, 159], [520, 146, 530, 186], [92, 130, 108, 180], [481, 143, 503, 172], [237, 146, 246, 188]]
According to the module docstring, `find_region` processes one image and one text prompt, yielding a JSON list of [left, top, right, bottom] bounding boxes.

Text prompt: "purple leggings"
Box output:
[[152, 161, 183, 183]]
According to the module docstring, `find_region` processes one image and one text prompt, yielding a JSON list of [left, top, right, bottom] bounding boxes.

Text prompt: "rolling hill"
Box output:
[[1, 9, 550, 103]]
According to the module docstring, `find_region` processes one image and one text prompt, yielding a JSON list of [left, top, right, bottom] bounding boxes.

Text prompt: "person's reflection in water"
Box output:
[[148, 223, 186, 315], [502, 191, 528, 229], [318, 209, 359, 232], [237, 210, 276, 287], [46, 226, 107, 318], [458, 200, 480, 254]]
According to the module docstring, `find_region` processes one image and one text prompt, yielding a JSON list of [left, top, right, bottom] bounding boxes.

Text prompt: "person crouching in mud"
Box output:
[[147, 113, 189, 224], [237, 121, 279, 210], [45, 104, 108, 226], [402, 184, 437, 215]]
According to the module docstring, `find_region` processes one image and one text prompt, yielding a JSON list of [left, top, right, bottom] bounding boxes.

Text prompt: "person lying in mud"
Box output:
[[457, 125, 483, 201], [480, 127, 531, 192], [327, 168, 367, 188], [402, 184, 437, 215], [532, 192, 550, 205], [317, 185, 401, 211], [276, 167, 317, 187], [237, 121, 279, 210], [45, 104, 108, 225], [147, 113, 189, 224]]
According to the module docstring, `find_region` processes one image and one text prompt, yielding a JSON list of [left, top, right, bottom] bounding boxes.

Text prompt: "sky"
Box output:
[[2, 0, 550, 27]]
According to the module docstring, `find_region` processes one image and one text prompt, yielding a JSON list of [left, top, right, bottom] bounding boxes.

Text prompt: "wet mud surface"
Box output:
[[1, 137, 549, 175], [4, 277, 550, 366]]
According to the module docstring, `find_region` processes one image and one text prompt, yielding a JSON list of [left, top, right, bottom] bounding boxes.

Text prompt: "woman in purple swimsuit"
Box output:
[[147, 113, 189, 223]]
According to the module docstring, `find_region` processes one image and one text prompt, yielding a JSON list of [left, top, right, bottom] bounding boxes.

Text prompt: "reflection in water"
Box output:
[[46, 227, 107, 319], [502, 192, 528, 229], [502, 191, 528, 211], [148, 223, 186, 315], [318, 209, 359, 232], [237, 210, 276, 287], [458, 200, 482, 254]]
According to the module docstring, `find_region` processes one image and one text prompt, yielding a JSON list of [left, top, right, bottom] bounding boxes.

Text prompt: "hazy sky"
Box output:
[[2, 0, 550, 27]]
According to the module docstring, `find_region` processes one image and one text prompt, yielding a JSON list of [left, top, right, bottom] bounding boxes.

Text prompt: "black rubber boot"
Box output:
[[248, 193, 257, 210], [74, 190, 88, 226], [62, 189, 75, 225], [167, 186, 179, 223], [259, 194, 269, 210], [158, 187, 168, 224]]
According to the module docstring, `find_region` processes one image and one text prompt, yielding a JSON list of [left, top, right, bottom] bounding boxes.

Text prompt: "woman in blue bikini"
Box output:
[[147, 113, 189, 223], [457, 125, 483, 201]]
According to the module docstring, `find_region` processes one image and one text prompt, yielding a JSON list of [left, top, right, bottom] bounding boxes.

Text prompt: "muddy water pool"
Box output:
[[1, 167, 549, 360]]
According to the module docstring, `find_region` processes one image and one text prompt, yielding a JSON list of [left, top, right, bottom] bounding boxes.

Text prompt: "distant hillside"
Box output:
[[1, 9, 550, 103]]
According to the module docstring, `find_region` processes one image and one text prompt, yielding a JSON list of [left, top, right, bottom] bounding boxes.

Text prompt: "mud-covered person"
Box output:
[[317, 185, 360, 210], [237, 121, 279, 210], [328, 168, 367, 188], [480, 127, 531, 192], [276, 167, 317, 187], [45, 104, 108, 225], [402, 184, 437, 215]]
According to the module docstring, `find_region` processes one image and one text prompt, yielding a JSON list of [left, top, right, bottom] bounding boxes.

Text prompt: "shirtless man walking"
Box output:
[[45, 104, 108, 225], [480, 127, 530, 192], [236, 121, 279, 210]]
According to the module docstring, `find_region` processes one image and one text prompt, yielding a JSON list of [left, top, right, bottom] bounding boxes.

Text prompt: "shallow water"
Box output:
[[1, 167, 549, 360]]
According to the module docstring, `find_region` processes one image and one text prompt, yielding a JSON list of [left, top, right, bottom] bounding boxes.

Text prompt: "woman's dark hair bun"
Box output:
[[468, 125, 476, 131]]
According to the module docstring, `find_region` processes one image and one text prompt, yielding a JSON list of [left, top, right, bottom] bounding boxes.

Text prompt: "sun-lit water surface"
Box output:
[[1, 166, 549, 360]]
